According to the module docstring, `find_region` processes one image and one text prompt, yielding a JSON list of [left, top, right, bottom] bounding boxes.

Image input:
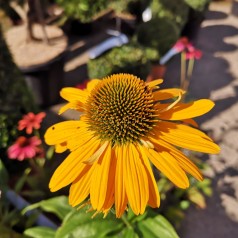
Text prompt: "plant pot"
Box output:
[[146, 64, 167, 82], [5, 24, 68, 107], [20, 52, 66, 107]]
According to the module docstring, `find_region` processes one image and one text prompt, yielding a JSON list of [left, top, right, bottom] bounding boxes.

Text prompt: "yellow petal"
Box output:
[[146, 79, 163, 89], [149, 137, 203, 181], [45, 121, 94, 151], [101, 149, 117, 212], [86, 79, 100, 92], [90, 145, 111, 211], [159, 99, 215, 120], [45, 121, 85, 145], [124, 144, 149, 215], [137, 144, 160, 208], [115, 146, 128, 218], [59, 101, 83, 115], [153, 88, 185, 101], [84, 141, 109, 164], [60, 87, 88, 104], [69, 164, 93, 206], [145, 148, 189, 189], [155, 121, 220, 154], [182, 118, 198, 128], [49, 138, 100, 191], [55, 143, 67, 153]]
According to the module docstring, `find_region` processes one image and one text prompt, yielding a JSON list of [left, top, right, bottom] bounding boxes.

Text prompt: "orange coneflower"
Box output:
[[45, 73, 220, 218]]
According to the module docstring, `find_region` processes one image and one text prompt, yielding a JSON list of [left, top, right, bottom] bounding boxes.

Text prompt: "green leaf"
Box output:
[[55, 208, 123, 238], [24, 227, 56, 238], [187, 187, 206, 209], [122, 228, 139, 238], [138, 215, 179, 238], [22, 196, 72, 220]]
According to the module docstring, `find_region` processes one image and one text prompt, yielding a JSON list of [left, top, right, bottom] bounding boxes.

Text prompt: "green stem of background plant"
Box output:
[[180, 52, 186, 90], [121, 214, 133, 229], [183, 58, 195, 92]]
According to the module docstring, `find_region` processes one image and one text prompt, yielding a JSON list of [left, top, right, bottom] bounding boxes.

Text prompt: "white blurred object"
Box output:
[[142, 7, 152, 22], [89, 31, 129, 59]]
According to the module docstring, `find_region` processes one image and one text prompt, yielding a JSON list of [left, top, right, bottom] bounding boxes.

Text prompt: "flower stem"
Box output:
[[183, 58, 195, 92], [121, 214, 133, 229], [180, 52, 186, 90]]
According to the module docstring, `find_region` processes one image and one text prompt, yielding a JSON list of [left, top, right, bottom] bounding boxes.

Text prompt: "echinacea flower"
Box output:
[[8, 136, 42, 161], [18, 112, 46, 134], [45, 73, 220, 218]]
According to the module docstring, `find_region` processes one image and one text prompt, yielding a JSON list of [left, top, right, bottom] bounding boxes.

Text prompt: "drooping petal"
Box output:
[[90, 145, 111, 211], [153, 88, 185, 101], [158, 99, 215, 120], [145, 148, 189, 189], [69, 164, 94, 207], [115, 146, 128, 218], [101, 148, 117, 213], [149, 137, 203, 181], [154, 121, 220, 154], [49, 138, 101, 191], [124, 144, 149, 215], [137, 144, 160, 208], [84, 141, 109, 164]]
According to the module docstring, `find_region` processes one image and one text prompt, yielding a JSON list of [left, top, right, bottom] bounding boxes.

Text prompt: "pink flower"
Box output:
[[7, 136, 42, 161], [18, 112, 46, 134], [186, 44, 202, 60], [173, 37, 189, 52], [173, 38, 202, 60]]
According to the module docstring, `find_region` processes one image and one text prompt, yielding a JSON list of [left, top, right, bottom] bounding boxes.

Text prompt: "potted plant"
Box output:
[[4, 0, 68, 107], [150, 0, 190, 33], [87, 43, 154, 80], [56, 0, 108, 35]]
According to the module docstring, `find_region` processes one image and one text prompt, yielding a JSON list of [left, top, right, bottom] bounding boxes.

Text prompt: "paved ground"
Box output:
[[173, 1, 238, 237], [44, 1, 238, 237]]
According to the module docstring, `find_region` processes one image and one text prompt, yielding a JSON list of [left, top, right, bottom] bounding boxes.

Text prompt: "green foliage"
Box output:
[[150, 0, 189, 30], [109, 0, 150, 16], [87, 43, 154, 80], [136, 18, 179, 57], [23, 196, 179, 238], [56, 0, 108, 23]]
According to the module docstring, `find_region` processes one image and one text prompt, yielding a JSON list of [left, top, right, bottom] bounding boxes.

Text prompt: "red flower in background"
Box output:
[[173, 37, 189, 52], [7, 136, 42, 161], [18, 112, 46, 134], [173, 37, 202, 60], [186, 44, 202, 60]]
